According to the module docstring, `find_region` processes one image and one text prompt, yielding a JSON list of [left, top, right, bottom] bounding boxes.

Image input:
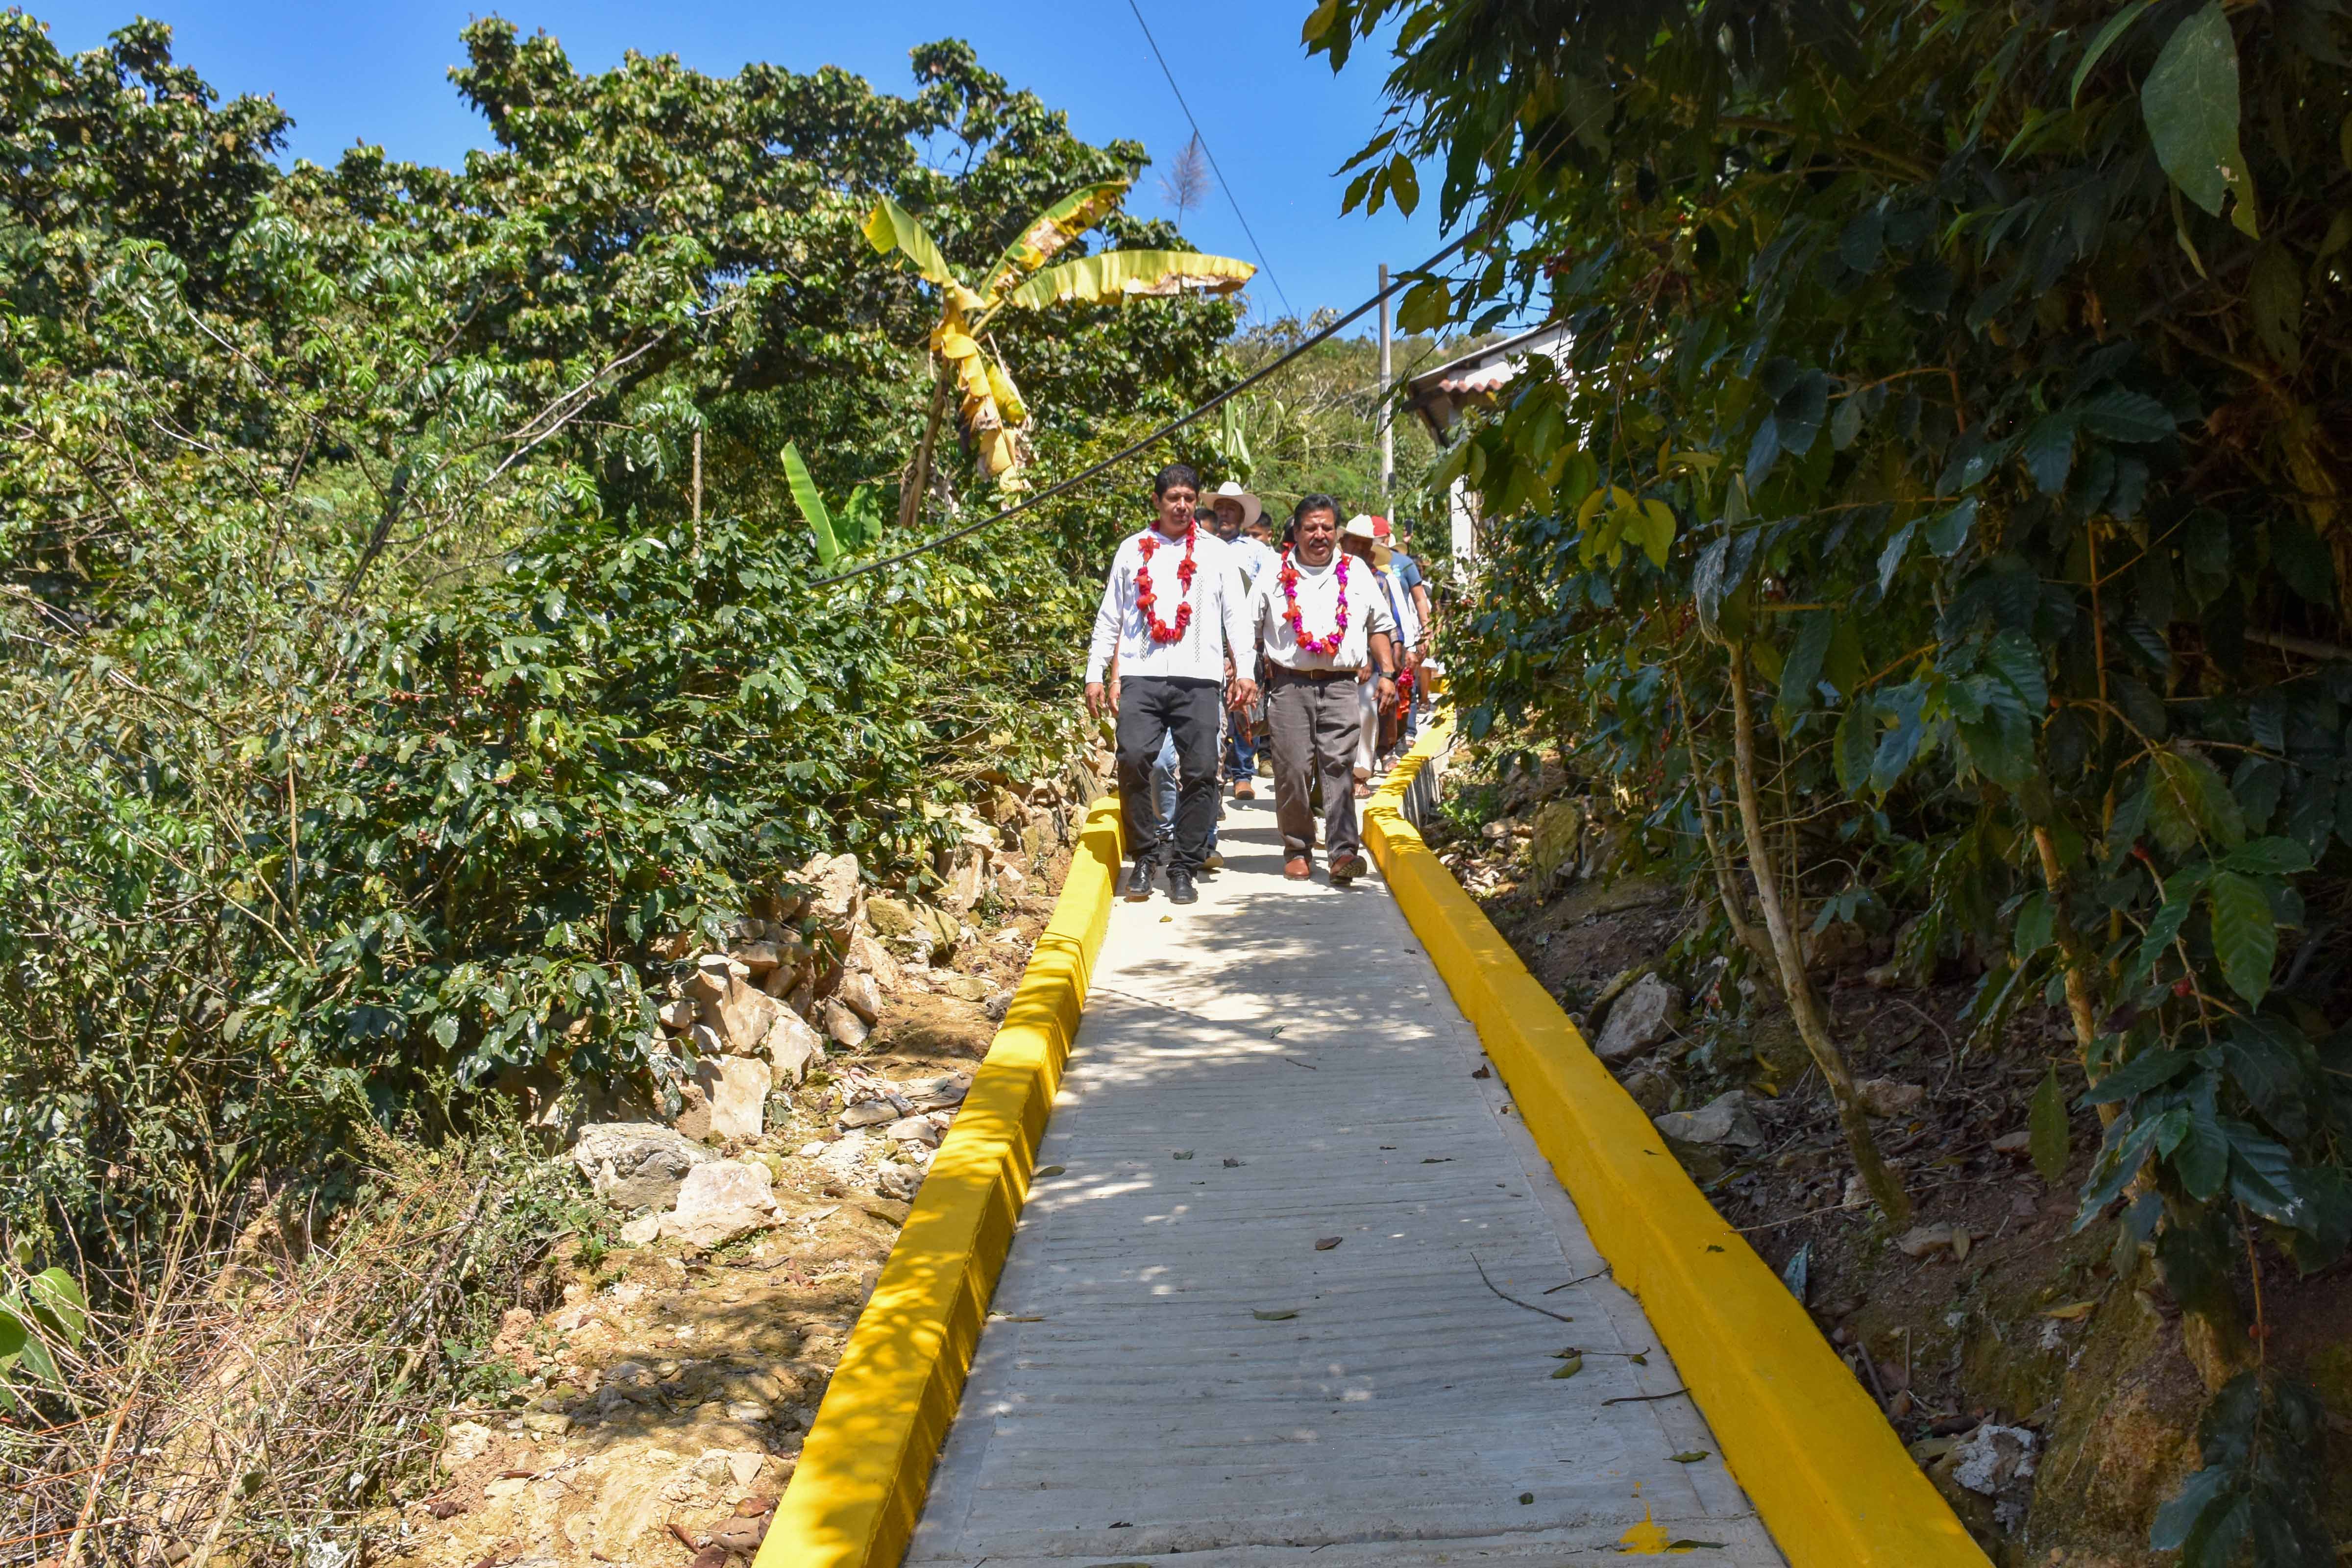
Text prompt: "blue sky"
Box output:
[[37, 0, 1450, 331]]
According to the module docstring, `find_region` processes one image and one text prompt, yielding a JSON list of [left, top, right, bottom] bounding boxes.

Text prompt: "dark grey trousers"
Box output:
[[1266, 669, 1363, 862]]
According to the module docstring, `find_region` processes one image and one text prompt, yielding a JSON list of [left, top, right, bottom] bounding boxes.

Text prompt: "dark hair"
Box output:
[[1293, 492, 1340, 525], [1153, 463, 1200, 497]]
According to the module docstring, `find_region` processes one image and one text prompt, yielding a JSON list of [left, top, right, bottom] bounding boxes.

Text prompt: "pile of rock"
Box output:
[[812, 1070, 973, 1201]]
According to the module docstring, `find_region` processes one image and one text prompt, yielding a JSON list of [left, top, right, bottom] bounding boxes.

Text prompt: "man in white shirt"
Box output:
[[1247, 495, 1398, 885], [1205, 480, 1275, 798], [1085, 465, 1257, 905]]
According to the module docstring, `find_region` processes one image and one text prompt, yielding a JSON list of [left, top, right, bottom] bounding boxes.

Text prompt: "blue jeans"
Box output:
[[1226, 718, 1258, 783], [1153, 730, 1217, 856]]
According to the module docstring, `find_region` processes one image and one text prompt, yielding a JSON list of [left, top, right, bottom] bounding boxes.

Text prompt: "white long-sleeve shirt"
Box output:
[[1084, 526, 1251, 685], [1248, 550, 1399, 672]]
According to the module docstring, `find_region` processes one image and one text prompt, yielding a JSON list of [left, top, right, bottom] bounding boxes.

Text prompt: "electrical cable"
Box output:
[[808, 231, 1471, 588], [1123, 0, 1297, 321]]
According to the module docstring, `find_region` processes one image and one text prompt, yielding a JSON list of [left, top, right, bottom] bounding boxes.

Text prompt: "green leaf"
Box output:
[[1550, 1353, 1585, 1378], [2269, 516, 2336, 604], [2206, 870, 2277, 1004], [1301, 0, 1342, 44], [2014, 891, 2055, 959], [2249, 243, 2304, 368], [2083, 1045, 2195, 1104], [781, 443, 841, 569], [1775, 611, 1834, 730], [1396, 278, 1451, 334], [2142, 3, 2256, 233], [2074, 0, 2157, 103], [860, 196, 962, 290], [2020, 413, 2077, 494], [24, 1269, 85, 1348], [1834, 702, 1878, 794], [1387, 154, 1421, 217], [2077, 386, 2177, 443], [0, 1307, 24, 1364], [2221, 836, 2312, 875], [2030, 1063, 2071, 1184]]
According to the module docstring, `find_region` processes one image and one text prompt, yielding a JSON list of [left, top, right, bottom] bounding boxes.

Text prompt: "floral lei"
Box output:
[[1278, 547, 1349, 655], [1134, 522, 1199, 644]]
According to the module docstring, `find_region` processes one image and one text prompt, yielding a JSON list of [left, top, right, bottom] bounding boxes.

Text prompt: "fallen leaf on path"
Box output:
[[1421, 1157, 1452, 1164], [1668, 1451, 1710, 1464], [1251, 1308, 1298, 1321], [1034, 1164, 1066, 1177], [1629, 1352, 1648, 1365], [2042, 1299, 2098, 1321], [1471, 1065, 1492, 1078], [1314, 1236, 1343, 1250], [1222, 1157, 1244, 1167], [990, 1313, 1046, 1322], [735, 1496, 777, 1517], [1667, 1541, 1727, 1550], [1268, 1025, 1288, 1038], [1173, 1150, 1195, 1160], [1518, 1493, 1535, 1504], [1550, 1355, 1585, 1379]]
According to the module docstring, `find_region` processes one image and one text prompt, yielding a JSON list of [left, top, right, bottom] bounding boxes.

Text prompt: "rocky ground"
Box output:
[[381, 775, 1089, 1568], [1428, 744, 2352, 1568]]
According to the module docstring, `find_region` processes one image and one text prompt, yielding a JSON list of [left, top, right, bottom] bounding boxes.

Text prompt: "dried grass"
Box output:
[[0, 1127, 586, 1568]]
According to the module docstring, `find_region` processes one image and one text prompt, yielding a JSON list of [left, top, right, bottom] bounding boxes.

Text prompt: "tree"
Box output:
[[1308, 1, 2352, 1555], [863, 176, 1253, 520]]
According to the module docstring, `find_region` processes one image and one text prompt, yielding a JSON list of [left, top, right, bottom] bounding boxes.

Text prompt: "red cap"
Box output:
[[1370, 515, 1393, 539]]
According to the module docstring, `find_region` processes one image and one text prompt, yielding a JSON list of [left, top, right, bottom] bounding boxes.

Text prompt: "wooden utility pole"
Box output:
[[1377, 263, 1394, 496]]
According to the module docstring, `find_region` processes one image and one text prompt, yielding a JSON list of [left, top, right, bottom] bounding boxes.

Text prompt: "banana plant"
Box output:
[[0, 1265, 87, 1412], [863, 177, 1254, 520], [781, 442, 887, 571]]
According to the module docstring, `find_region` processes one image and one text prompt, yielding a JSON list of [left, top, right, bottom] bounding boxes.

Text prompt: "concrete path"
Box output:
[[905, 792, 1785, 1566]]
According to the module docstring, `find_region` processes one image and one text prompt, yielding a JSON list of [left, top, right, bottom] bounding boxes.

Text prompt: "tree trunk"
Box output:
[[899, 365, 952, 532], [2028, 821, 2118, 1131], [1726, 642, 1911, 1225]]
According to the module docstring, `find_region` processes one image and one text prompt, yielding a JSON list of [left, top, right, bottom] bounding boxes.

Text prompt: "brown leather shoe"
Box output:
[[1234, 779, 1255, 800], [1283, 856, 1312, 881]]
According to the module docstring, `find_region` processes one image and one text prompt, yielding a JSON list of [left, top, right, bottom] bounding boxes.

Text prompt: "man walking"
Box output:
[[1206, 480, 1274, 799], [1085, 465, 1256, 904], [1249, 495, 1398, 885]]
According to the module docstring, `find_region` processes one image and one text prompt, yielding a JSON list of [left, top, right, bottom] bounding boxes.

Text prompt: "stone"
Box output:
[[659, 1204, 774, 1251], [1990, 1128, 2034, 1157], [1653, 1090, 1764, 1149], [685, 953, 736, 1004], [839, 1100, 900, 1129], [801, 853, 863, 936], [1804, 918, 1872, 973], [994, 861, 1028, 901], [1592, 973, 1684, 1062], [901, 1072, 972, 1111], [571, 1123, 717, 1210], [884, 1115, 943, 1148], [730, 940, 787, 975], [693, 1055, 772, 1142], [1896, 1223, 1972, 1260], [1528, 798, 1586, 884], [939, 973, 991, 1003], [649, 931, 698, 962], [847, 930, 902, 990], [983, 988, 1013, 1022], [813, 1132, 875, 1185], [673, 1158, 779, 1218], [915, 903, 961, 954], [1620, 1069, 1677, 1116], [761, 1010, 826, 1086], [1857, 1078, 1926, 1118], [943, 851, 989, 915], [821, 998, 869, 1049], [1950, 1424, 2036, 1495], [673, 1081, 713, 1143], [703, 976, 783, 1054], [836, 970, 883, 1026], [689, 1022, 726, 1059], [865, 896, 916, 938], [657, 997, 698, 1031], [875, 1164, 924, 1201], [618, 1213, 663, 1247]]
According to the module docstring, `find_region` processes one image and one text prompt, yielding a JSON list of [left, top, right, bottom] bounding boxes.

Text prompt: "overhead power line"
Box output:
[[1123, 0, 1297, 321], [808, 232, 1472, 588]]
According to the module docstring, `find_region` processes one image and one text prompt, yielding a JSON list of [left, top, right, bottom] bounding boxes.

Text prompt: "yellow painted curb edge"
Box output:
[[1364, 725, 1989, 1568], [758, 798, 1125, 1568]]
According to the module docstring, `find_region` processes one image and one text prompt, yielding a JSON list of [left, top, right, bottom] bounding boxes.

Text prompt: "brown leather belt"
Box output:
[[1270, 664, 1363, 684]]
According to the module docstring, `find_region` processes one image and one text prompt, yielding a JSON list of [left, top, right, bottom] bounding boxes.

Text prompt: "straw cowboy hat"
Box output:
[[1341, 514, 1394, 568], [1208, 481, 1263, 529]]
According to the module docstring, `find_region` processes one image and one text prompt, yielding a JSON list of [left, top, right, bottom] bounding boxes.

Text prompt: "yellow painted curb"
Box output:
[[757, 798, 1125, 1568], [1363, 725, 1989, 1568]]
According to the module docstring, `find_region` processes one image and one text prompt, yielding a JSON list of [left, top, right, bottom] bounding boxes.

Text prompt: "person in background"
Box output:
[[1250, 495, 1398, 885], [1342, 515, 1419, 787], [1084, 464, 1256, 905], [1372, 516, 1433, 748], [1207, 481, 1273, 798]]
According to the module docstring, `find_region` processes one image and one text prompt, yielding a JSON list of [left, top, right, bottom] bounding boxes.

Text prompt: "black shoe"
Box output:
[[1167, 866, 1199, 904], [1123, 862, 1154, 901]]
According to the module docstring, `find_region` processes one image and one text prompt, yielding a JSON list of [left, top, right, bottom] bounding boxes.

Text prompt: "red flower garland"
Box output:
[[1135, 523, 1199, 644], [1278, 548, 1349, 656]]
